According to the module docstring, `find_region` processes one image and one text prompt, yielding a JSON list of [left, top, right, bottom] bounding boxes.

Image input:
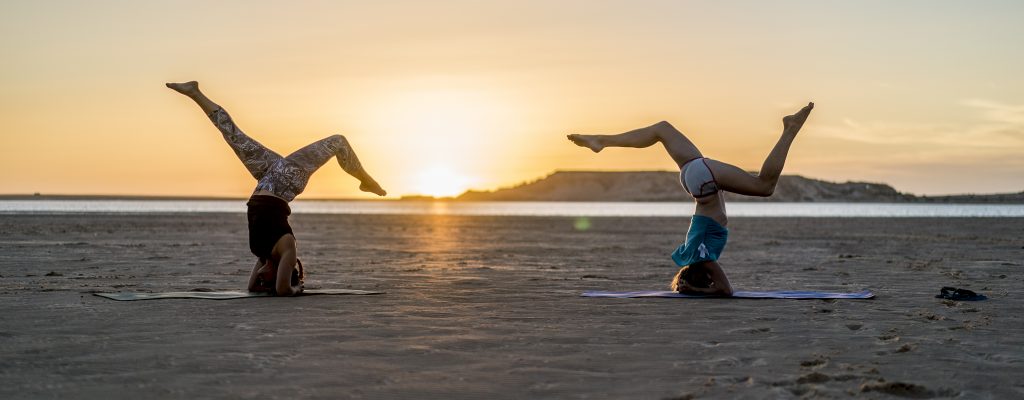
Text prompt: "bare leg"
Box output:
[[166, 81, 220, 115], [286, 135, 386, 196], [166, 81, 281, 180], [567, 121, 703, 168], [707, 102, 814, 197]]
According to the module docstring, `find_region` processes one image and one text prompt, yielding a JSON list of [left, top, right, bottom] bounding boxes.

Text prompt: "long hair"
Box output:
[[670, 264, 713, 292]]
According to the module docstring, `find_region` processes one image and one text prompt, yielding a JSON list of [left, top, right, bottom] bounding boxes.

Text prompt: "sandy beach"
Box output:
[[0, 213, 1021, 399]]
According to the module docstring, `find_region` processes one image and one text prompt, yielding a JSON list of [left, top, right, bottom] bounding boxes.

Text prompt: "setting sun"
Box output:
[[357, 83, 518, 198], [414, 165, 475, 198]]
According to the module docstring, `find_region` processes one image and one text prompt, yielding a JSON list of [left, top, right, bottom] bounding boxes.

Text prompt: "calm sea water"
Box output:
[[1, 200, 1023, 217]]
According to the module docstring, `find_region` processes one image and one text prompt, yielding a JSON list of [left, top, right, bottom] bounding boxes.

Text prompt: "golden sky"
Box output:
[[2, 1, 1022, 197]]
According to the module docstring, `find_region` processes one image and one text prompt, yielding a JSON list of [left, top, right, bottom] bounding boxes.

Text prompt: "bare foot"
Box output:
[[359, 177, 387, 196], [567, 134, 604, 153], [165, 81, 199, 96], [782, 102, 814, 133]]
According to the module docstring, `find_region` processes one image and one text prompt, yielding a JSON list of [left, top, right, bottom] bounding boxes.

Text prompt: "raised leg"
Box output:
[[166, 81, 219, 115], [285, 135, 386, 196], [707, 102, 814, 197], [166, 81, 281, 180], [567, 121, 703, 168]]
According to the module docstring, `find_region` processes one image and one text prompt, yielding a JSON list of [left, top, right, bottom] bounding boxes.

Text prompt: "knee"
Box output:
[[653, 120, 674, 131], [652, 120, 679, 138], [326, 134, 352, 155], [328, 134, 349, 147]]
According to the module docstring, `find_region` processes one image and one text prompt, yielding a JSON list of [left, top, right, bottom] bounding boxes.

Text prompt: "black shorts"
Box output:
[[246, 195, 293, 259]]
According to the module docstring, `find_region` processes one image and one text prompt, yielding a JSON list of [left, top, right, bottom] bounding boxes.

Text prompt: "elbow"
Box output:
[[275, 282, 297, 297], [754, 179, 777, 197]]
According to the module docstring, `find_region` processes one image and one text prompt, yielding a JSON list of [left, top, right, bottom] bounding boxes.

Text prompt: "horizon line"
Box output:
[[2, 170, 1022, 200]]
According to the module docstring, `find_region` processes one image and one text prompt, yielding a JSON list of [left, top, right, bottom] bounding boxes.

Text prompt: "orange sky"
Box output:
[[2, 1, 1023, 198]]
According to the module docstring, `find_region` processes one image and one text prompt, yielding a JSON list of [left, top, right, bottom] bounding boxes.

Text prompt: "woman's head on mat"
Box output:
[[249, 257, 304, 294], [671, 263, 714, 292]]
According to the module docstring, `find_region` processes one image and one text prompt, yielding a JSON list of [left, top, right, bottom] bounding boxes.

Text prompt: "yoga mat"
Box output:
[[581, 290, 874, 299], [95, 289, 383, 301]]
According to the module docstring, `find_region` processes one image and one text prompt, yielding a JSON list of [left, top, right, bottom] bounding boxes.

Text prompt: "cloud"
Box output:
[[961, 98, 1024, 125], [818, 99, 1024, 149], [961, 98, 1024, 143], [797, 99, 1024, 184]]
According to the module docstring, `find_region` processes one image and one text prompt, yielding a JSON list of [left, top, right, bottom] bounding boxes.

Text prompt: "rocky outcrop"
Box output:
[[456, 171, 1021, 202]]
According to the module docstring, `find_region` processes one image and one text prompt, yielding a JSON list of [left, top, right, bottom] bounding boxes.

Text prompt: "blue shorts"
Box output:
[[671, 215, 729, 267]]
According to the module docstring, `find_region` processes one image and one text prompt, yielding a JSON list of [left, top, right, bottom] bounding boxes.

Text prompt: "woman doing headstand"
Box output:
[[568, 103, 814, 296], [167, 81, 386, 296]]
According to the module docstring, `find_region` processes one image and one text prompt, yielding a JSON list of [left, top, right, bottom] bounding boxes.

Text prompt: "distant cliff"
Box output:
[[456, 171, 1024, 203]]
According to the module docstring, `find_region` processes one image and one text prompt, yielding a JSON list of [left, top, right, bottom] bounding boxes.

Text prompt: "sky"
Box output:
[[2, 0, 1023, 198]]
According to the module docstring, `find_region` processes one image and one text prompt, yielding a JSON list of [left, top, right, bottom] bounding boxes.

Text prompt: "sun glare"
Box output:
[[363, 82, 519, 197], [415, 165, 474, 198]]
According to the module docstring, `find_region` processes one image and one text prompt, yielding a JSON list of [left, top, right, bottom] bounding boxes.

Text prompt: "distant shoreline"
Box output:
[[4, 171, 1022, 204], [452, 171, 1024, 204]]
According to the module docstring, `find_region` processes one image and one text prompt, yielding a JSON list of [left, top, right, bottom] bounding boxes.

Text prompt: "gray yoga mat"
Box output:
[[95, 289, 383, 301], [581, 290, 874, 299]]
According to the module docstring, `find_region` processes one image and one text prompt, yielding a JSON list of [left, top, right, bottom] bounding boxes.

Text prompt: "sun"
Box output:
[[357, 81, 526, 198], [414, 165, 474, 198]]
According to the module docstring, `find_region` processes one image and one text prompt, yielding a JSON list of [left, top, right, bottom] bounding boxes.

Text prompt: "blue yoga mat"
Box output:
[[95, 289, 383, 301], [581, 290, 874, 299]]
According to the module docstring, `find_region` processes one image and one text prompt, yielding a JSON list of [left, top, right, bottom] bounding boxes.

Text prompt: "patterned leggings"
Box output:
[[208, 107, 355, 202]]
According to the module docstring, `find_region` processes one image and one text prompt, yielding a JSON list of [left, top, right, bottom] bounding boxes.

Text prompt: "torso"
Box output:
[[693, 191, 728, 227], [252, 190, 288, 202]]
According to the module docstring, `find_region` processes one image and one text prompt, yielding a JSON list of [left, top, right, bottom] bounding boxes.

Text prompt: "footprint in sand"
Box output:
[[876, 334, 900, 344], [894, 344, 916, 353], [860, 381, 958, 398], [795, 372, 830, 384], [799, 358, 827, 368], [730, 327, 772, 334]]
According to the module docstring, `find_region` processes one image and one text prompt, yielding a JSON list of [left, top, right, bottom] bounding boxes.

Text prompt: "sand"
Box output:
[[0, 213, 1021, 399]]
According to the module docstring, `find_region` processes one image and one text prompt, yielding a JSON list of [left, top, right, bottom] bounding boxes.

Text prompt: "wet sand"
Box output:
[[0, 213, 1021, 399]]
